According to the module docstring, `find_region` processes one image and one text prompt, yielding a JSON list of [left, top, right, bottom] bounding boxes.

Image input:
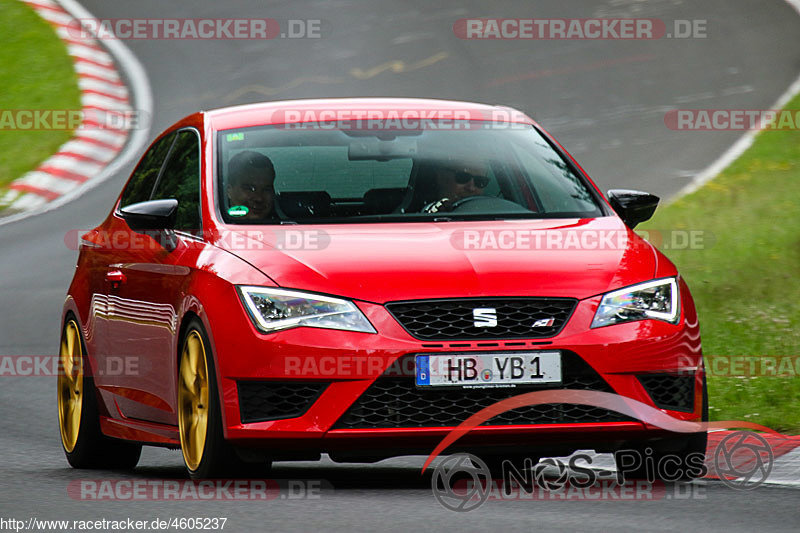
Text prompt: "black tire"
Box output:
[[58, 315, 142, 470], [179, 319, 271, 479]]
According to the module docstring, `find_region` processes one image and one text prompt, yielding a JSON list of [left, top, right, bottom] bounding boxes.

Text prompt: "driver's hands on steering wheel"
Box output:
[[423, 195, 491, 213], [421, 197, 454, 213]]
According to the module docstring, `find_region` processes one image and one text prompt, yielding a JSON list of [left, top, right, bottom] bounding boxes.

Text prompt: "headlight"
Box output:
[[591, 278, 679, 328], [237, 286, 376, 334]]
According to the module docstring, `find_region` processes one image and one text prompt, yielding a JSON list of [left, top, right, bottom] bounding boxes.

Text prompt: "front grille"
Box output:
[[638, 374, 695, 412], [334, 352, 630, 429], [238, 381, 328, 423], [385, 298, 577, 340]]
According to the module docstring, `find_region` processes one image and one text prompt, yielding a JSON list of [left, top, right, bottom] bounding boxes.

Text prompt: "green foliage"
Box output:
[[641, 94, 800, 432], [0, 0, 81, 189]]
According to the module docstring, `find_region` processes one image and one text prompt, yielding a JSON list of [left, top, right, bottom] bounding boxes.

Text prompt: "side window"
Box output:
[[119, 132, 176, 208], [151, 130, 201, 231]]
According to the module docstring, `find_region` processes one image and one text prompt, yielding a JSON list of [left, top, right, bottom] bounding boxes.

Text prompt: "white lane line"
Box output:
[[53, 25, 92, 46], [37, 0, 153, 201], [73, 60, 120, 80], [33, 7, 72, 26], [17, 171, 81, 195], [0, 0, 152, 226], [7, 193, 48, 211], [23, 0, 59, 8], [67, 43, 114, 65], [562, 448, 800, 488], [673, 74, 800, 200], [74, 127, 127, 147], [0, 190, 21, 206], [78, 78, 129, 98], [81, 93, 131, 109], [80, 89, 130, 104], [43, 155, 104, 176], [55, 151, 108, 166], [59, 139, 118, 161], [671, 0, 800, 201], [761, 447, 800, 487]]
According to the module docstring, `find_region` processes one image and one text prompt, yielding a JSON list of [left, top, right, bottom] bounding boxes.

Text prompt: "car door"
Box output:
[[90, 131, 175, 419], [99, 129, 202, 425]]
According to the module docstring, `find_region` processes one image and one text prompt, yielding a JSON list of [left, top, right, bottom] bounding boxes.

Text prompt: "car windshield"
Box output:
[[216, 121, 603, 224]]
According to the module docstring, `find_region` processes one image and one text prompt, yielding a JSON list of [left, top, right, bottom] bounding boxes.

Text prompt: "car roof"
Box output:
[[203, 97, 536, 131]]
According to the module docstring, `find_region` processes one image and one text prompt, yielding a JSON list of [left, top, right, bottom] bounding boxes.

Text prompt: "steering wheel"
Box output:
[[421, 195, 485, 213], [421, 197, 452, 213], [422, 195, 529, 214], [448, 195, 487, 210]]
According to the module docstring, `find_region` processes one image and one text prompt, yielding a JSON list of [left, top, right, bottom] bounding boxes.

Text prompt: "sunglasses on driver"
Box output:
[[452, 170, 490, 189]]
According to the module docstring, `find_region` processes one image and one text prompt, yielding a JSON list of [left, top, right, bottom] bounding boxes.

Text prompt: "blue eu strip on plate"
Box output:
[[415, 355, 430, 386]]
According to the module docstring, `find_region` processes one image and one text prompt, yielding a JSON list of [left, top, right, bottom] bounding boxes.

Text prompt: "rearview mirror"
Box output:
[[607, 189, 659, 229], [348, 137, 418, 161], [119, 199, 178, 231]]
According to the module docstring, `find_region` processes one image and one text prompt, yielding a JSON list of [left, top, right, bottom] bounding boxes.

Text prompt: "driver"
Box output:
[[226, 150, 276, 221], [421, 160, 490, 213]]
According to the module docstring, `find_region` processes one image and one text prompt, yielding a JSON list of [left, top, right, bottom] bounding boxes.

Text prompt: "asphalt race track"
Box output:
[[1, 1, 799, 531]]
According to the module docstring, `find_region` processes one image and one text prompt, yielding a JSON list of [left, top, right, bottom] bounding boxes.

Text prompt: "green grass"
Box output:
[[0, 0, 81, 189], [641, 93, 800, 433]]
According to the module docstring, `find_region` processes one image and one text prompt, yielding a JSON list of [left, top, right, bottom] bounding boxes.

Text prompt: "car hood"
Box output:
[[218, 217, 657, 303]]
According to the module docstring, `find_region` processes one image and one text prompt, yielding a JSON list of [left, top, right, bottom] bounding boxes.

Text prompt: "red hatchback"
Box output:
[[59, 98, 706, 479]]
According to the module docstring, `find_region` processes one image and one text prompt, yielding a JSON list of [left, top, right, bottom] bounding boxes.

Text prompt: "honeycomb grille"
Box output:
[[385, 298, 577, 340], [334, 352, 630, 429], [638, 374, 695, 413], [238, 381, 328, 423]]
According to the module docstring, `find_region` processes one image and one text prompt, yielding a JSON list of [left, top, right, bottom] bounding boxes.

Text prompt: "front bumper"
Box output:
[[211, 286, 704, 455]]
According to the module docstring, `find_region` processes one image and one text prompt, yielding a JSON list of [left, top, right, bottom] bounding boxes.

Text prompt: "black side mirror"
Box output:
[[119, 199, 178, 231], [607, 189, 659, 229]]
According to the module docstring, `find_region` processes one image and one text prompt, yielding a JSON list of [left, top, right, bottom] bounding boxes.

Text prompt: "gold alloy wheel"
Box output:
[[178, 330, 210, 472], [58, 320, 84, 452]]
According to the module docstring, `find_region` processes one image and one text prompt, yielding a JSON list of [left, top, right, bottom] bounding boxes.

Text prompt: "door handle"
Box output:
[[105, 270, 127, 288]]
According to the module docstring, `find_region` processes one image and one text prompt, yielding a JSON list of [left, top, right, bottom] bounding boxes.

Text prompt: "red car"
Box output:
[[59, 98, 705, 479]]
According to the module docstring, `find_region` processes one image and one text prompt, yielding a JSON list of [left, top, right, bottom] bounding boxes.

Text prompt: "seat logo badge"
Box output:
[[532, 318, 555, 328], [472, 308, 498, 328]]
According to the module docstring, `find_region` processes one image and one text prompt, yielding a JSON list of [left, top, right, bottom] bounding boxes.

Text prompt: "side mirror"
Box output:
[[607, 189, 659, 229], [119, 199, 178, 231]]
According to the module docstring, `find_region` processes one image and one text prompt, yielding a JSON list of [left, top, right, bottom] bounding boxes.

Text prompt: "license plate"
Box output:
[[415, 352, 561, 388]]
